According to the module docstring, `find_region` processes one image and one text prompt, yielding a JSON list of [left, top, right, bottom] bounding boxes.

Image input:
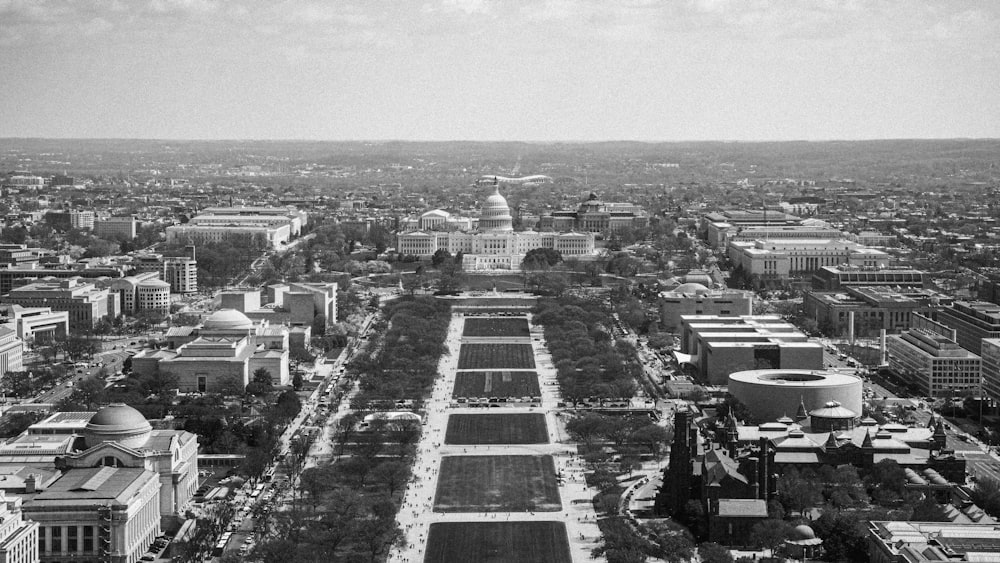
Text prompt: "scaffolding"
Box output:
[[97, 503, 113, 563]]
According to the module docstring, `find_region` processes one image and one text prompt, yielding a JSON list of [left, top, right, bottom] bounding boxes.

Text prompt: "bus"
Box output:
[[212, 532, 233, 557]]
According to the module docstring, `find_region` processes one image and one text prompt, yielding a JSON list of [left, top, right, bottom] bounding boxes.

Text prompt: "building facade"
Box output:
[[162, 258, 197, 294], [812, 265, 927, 291], [658, 284, 754, 331], [981, 339, 1000, 407], [729, 239, 890, 279], [677, 315, 823, 385], [24, 467, 160, 563], [933, 301, 1000, 355], [3, 279, 118, 330], [803, 286, 951, 336], [0, 492, 39, 563], [887, 328, 981, 397], [0, 328, 24, 377], [396, 186, 596, 271], [93, 217, 138, 241]]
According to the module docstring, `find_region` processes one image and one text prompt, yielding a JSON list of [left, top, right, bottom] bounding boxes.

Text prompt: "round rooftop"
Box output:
[[809, 400, 858, 419], [203, 308, 254, 330], [790, 524, 816, 541], [729, 369, 862, 388], [85, 403, 152, 449], [138, 279, 171, 288], [673, 282, 710, 295], [683, 270, 713, 286]]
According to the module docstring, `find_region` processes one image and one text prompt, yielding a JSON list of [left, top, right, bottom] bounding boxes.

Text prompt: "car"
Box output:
[[141, 555, 155, 562]]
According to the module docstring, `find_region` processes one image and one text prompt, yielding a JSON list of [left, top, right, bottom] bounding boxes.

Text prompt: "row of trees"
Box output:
[[532, 296, 643, 402], [349, 297, 452, 408], [249, 299, 452, 561]]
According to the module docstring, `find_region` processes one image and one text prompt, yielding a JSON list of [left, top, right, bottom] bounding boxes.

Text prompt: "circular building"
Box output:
[[137, 278, 171, 313], [85, 403, 152, 449], [809, 400, 858, 432], [785, 524, 823, 559], [728, 369, 863, 424]]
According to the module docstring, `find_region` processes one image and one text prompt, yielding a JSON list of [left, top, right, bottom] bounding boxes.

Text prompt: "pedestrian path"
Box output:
[[390, 312, 605, 563]]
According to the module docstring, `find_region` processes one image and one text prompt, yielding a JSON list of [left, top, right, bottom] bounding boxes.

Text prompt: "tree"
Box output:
[[866, 459, 907, 505], [311, 313, 327, 336], [273, 389, 301, 421], [430, 248, 452, 267], [216, 373, 245, 397], [371, 460, 410, 496], [812, 511, 868, 562], [247, 368, 274, 396], [566, 412, 611, 443], [436, 261, 466, 294], [749, 519, 792, 556], [910, 494, 950, 522], [292, 371, 304, 390], [299, 466, 336, 511], [698, 542, 734, 563], [522, 248, 563, 270]]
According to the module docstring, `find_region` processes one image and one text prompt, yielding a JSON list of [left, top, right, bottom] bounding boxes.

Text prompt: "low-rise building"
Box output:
[[93, 216, 138, 240], [933, 301, 1000, 355], [221, 281, 336, 328], [677, 315, 823, 385], [887, 328, 981, 397], [0, 491, 39, 563], [812, 265, 928, 291], [23, 466, 160, 563], [729, 239, 889, 279], [0, 327, 24, 378], [0, 305, 68, 345], [981, 339, 1000, 408], [867, 521, 1000, 563], [803, 286, 951, 336], [658, 284, 753, 332], [134, 310, 290, 391], [2, 278, 118, 330]]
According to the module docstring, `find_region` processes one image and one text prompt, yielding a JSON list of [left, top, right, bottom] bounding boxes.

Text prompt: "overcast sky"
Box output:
[[2, 0, 998, 141]]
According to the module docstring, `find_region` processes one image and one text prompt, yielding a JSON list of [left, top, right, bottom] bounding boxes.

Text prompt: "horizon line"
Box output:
[[2, 136, 999, 144]]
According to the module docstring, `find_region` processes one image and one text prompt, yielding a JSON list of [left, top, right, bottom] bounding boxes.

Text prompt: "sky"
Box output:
[[1, 0, 999, 141]]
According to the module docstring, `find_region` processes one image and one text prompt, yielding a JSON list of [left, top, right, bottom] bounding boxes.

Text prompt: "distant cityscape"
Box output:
[[0, 139, 998, 563]]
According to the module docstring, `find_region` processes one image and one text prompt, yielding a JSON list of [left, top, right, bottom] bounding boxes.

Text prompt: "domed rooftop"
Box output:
[[138, 278, 171, 288], [673, 282, 710, 295], [683, 270, 713, 286], [85, 403, 152, 449], [809, 400, 858, 419], [479, 185, 513, 232], [790, 524, 817, 541], [203, 309, 254, 331]]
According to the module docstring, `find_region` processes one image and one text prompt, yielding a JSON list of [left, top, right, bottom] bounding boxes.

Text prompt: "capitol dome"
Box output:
[[85, 403, 152, 449], [203, 309, 254, 331], [478, 185, 514, 232]]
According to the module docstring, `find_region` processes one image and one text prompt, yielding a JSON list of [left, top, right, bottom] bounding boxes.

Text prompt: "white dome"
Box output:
[[203, 309, 254, 330], [85, 403, 152, 449], [479, 185, 513, 232]]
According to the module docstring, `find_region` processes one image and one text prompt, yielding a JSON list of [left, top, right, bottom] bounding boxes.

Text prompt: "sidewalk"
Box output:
[[389, 312, 605, 563]]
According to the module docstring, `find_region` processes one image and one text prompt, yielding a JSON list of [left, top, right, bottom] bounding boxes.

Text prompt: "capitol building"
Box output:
[[396, 185, 596, 271]]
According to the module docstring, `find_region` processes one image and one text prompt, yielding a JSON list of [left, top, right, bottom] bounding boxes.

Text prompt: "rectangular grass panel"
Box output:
[[434, 455, 561, 512], [463, 317, 531, 338], [445, 414, 548, 445], [425, 521, 572, 563], [458, 343, 536, 370], [453, 371, 541, 398]]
